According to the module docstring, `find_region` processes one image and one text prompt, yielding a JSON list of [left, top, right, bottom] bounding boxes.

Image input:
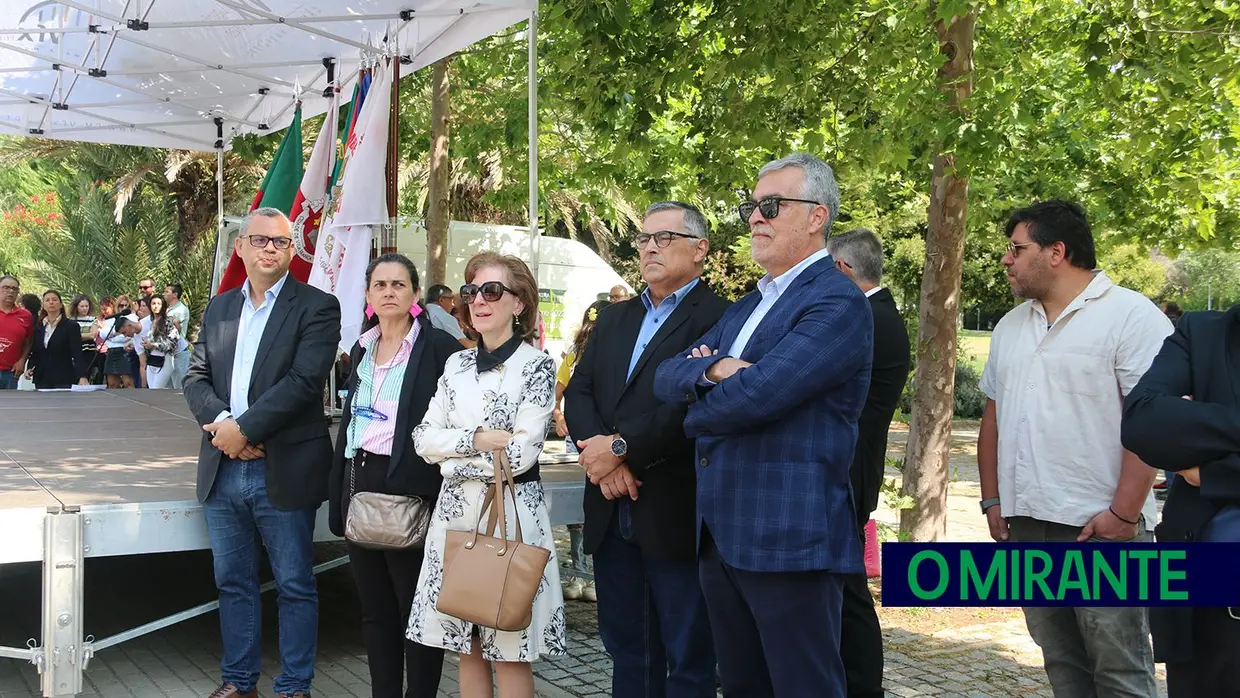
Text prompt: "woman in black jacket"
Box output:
[[25, 289, 85, 389], [327, 253, 461, 698]]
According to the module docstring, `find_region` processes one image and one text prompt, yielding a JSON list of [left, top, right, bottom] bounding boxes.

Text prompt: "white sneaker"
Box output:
[[562, 578, 584, 600]]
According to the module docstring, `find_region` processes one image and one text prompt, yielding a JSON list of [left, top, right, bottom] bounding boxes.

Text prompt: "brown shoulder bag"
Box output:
[[437, 449, 551, 631]]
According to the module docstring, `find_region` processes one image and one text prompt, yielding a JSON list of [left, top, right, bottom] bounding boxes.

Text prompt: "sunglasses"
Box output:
[[738, 196, 821, 221], [1007, 241, 1037, 256], [242, 234, 293, 250], [459, 281, 516, 304]]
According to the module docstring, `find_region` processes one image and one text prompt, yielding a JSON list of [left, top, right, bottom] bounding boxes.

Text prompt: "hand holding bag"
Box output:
[[437, 448, 551, 631], [343, 454, 432, 550]]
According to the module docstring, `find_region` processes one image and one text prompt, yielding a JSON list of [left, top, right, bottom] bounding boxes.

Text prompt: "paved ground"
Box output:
[[0, 422, 1170, 697]]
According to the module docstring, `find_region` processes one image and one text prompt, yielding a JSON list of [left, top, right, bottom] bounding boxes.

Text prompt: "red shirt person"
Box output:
[[0, 274, 34, 389]]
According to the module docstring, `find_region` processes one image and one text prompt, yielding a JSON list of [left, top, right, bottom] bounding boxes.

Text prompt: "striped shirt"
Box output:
[[346, 321, 421, 457]]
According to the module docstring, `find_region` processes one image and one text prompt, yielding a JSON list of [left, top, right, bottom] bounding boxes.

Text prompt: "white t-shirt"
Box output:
[[979, 271, 1173, 527]]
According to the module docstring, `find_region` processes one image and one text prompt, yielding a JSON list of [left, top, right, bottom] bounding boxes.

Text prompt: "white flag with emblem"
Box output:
[[309, 62, 392, 352]]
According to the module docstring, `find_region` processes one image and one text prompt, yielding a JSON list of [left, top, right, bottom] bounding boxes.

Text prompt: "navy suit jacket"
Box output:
[[654, 254, 873, 574]]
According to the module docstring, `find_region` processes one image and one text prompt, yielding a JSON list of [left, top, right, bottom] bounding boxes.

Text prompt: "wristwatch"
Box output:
[[980, 497, 1000, 514], [610, 436, 628, 457]]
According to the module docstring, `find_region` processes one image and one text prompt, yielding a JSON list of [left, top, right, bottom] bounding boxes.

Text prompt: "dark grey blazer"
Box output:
[[184, 277, 342, 511]]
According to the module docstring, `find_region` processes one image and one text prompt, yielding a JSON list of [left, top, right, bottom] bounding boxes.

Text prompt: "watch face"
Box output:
[[611, 438, 626, 455]]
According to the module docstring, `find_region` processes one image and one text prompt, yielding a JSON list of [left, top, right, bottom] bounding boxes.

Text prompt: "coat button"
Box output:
[[699, 457, 708, 467]]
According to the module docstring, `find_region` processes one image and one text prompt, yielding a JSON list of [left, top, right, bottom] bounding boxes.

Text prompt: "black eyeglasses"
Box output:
[[460, 281, 516, 304], [738, 196, 822, 221], [242, 234, 293, 250], [635, 230, 701, 248]]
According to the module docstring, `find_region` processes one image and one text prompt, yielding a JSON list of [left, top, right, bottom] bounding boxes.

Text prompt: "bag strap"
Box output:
[[472, 448, 523, 552], [348, 455, 357, 500]]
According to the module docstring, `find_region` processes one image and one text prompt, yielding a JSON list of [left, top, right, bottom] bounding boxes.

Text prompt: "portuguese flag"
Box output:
[[216, 107, 305, 294]]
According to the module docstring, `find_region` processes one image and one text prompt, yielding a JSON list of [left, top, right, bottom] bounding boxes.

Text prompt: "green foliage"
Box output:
[[898, 335, 987, 418], [1097, 240, 1167, 298], [1171, 247, 1240, 311], [877, 457, 916, 543], [26, 181, 178, 303]]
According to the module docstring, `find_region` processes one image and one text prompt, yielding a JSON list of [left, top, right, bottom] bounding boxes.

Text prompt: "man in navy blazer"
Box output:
[[656, 153, 873, 697]]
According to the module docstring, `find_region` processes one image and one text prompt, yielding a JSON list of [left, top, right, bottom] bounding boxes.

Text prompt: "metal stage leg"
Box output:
[[41, 506, 85, 698]]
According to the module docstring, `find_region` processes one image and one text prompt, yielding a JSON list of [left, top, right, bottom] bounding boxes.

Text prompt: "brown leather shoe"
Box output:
[[278, 693, 311, 698], [207, 683, 257, 698]]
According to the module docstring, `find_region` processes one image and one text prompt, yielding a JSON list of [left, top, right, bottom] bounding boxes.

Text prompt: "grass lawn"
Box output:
[[958, 330, 991, 373]]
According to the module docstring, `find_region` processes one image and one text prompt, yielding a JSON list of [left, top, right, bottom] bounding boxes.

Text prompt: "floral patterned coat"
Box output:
[[407, 341, 567, 661]]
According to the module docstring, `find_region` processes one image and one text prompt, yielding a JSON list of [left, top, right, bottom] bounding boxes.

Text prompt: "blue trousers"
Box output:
[[203, 458, 319, 695]]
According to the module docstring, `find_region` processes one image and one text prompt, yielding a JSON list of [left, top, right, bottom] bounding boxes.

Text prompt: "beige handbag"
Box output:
[[344, 455, 432, 551], [437, 449, 551, 631]]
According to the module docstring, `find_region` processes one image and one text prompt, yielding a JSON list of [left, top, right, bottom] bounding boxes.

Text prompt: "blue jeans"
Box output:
[[203, 458, 319, 694], [594, 499, 716, 698], [0, 370, 16, 389]]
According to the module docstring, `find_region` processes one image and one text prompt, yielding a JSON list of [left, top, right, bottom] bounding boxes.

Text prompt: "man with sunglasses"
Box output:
[[0, 274, 34, 389], [978, 200, 1167, 696], [184, 207, 341, 698], [565, 201, 730, 698], [656, 153, 873, 697]]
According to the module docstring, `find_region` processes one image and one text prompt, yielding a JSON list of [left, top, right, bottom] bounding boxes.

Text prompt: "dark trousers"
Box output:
[[839, 522, 883, 698], [346, 452, 444, 698], [698, 526, 846, 698], [593, 500, 716, 698], [1165, 607, 1240, 698]]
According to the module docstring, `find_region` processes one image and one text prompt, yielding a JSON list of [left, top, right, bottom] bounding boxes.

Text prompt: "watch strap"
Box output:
[[980, 497, 1001, 513]]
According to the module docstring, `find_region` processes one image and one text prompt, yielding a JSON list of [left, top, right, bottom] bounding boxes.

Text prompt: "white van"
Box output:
[[215, 217, 632, 360]]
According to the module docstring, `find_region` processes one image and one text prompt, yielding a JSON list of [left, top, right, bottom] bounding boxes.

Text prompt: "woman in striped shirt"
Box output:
[[327, 253, 463, 698]]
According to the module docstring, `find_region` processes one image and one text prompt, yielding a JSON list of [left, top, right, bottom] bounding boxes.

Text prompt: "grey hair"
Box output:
[[240, 206, 290, 235], [644, 201, 709, 239], [826, 228, 885, 284], [757, 153, 841, 235], [0, 273, 17, 285]]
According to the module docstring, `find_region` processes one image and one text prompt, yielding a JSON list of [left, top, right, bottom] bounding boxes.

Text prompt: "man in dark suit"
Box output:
[[826, 228, 910, 698], [1122, 304, 1240, 698], [184, 207, 341, 698], [565, 201, 730, 698], [656, 153, 874, 697]]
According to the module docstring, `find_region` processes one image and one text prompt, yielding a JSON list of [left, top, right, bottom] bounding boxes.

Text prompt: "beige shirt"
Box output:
[[979, 271, 1172, 527]]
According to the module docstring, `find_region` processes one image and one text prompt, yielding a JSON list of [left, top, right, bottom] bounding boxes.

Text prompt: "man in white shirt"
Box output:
[[977, 199, 1170, 696]]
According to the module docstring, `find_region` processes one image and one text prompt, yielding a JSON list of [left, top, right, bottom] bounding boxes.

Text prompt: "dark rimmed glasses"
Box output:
[[460, 281, 516, 304], [635, 230, 701, 248], [738, 196, 822, 221], [242, 234, 293, 250]]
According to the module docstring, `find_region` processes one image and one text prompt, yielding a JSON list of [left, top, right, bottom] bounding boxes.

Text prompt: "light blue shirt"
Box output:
[[726, 248, 832, 358], [628, 277, 700, 380], [218, 273, 289, 421]]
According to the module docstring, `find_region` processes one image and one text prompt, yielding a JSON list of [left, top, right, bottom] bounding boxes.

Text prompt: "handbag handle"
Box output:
[[470, 448, 523, 556]]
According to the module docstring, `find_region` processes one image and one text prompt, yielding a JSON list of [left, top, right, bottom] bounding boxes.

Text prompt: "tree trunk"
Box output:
[[426, 57, 452, 288], [900, 6, 976, 542]]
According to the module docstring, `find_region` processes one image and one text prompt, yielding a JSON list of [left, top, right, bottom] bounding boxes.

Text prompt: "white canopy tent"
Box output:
[[0, 3, 540, 697], [0, 0, 542, 280]]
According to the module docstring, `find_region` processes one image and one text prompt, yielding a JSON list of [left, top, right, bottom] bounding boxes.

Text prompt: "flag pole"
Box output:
[[211, 116, 226, 297], [527, 9, 540, 279], [385, 33, 400, 254]]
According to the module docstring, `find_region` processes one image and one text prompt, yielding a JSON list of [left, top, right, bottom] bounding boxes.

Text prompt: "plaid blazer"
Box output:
[[655, 255, 873, 574]]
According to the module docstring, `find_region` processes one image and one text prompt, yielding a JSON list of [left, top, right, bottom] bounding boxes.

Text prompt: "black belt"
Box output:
[[354, 450, 539, 482]]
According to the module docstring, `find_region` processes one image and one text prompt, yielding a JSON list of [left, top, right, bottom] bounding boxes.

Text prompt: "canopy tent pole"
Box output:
[[211, 118, 227, 295], [527, 9, 540, 279]]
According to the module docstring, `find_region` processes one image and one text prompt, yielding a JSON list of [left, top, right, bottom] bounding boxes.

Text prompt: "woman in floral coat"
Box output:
[[409, 252, 566, 698]]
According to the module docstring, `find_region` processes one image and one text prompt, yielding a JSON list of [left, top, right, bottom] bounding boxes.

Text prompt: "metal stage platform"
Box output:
[[0, 390, 586, 698]]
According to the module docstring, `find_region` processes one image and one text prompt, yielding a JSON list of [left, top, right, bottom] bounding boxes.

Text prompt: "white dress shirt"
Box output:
[[727, 247, 832, 358], [216, 273, 289, 422], [979, 271, 1172, 527]]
